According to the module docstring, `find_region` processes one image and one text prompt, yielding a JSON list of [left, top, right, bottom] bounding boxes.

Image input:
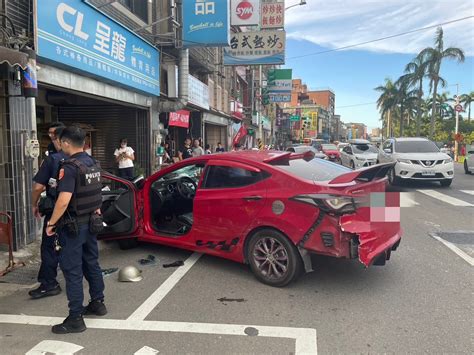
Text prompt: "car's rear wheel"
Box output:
[[247, 229, 302, 287], [465, 160, 471, 174], [350, 160, 355, 170], [388, 168, 400, 186], [440, 179, 452, 187], [118, 238, 138, 250]]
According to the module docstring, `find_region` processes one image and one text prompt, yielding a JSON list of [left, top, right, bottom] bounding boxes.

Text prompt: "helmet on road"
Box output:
[[118, 266, 143, 282]]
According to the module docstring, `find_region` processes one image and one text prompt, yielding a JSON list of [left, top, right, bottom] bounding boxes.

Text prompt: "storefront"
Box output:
[[203, 111, 231, 152]]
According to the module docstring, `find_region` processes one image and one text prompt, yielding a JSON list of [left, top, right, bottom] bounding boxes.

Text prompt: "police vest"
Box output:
[[63, 158, 102, 216], [46, 153, 66, 199]]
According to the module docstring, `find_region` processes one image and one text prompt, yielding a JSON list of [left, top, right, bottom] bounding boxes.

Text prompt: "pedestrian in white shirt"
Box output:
[[114, 138, 135, 179], [192, 139, 204, 157]]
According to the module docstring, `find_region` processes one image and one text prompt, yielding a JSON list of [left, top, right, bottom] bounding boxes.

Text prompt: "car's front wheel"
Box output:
[[247, 229, 302, 287], [465, 160, 471, 174], [388, 167, 400, 186], [440, 179, 452, 187], [350, 160, 355, 170]]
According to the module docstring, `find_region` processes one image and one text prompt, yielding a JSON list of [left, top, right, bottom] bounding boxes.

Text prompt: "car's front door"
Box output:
[[192, 160, 268, 251], [98, 173, 139, 240], [341, 146, 352, 166], [379, 140, 394, 163]]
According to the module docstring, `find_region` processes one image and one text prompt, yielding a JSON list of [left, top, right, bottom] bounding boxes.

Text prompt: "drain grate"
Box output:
[[0, 263, 40, 285]]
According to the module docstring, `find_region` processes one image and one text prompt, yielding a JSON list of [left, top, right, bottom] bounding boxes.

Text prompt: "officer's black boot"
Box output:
[[28, 284, 61, 299], [83, 299, 107, 316], [52, 315, 86, 334]]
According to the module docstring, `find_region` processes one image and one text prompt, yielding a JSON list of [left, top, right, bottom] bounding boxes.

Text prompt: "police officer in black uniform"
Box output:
[[30, 126, 67, 299], [46, 122, 65, 156], [46, 126, 107, 334]]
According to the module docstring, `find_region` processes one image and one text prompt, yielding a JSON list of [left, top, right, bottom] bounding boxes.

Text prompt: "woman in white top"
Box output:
[[114, 138, 135, 179]]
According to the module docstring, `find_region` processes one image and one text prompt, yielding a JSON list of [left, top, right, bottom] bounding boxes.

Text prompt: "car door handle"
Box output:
[[243, 196, 262, 201]]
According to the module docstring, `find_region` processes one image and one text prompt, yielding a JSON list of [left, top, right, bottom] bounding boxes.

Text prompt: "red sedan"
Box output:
[[100, 150, 402, 287], [321, 143, 341, 162]]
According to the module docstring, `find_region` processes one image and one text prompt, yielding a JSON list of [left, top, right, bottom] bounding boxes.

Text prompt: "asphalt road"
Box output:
[[0, 164, 472, 354]]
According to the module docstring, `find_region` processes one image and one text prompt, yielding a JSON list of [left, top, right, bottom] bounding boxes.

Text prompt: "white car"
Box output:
[[465, 148, 474, 174], [340, 140, 379, 169], [378, 137, 454, 187]]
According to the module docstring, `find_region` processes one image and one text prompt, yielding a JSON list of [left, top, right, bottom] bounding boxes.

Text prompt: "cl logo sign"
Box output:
[[57, 2, 89, 40]]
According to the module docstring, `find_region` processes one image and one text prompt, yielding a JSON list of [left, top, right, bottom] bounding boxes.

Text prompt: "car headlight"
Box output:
[[443, 158, 453, 164], [397, 159, 411, 164]]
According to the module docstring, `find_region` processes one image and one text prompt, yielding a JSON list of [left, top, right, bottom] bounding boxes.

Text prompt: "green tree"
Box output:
[[394, 76, 418, 136], [375, 78, 398, 138], [401, 56, 429, 136], [418, 27, 465, 139], [459, 91, 473, 122]]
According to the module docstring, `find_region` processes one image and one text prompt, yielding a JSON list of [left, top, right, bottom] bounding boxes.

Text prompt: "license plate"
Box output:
[[421, 171, 435, 176]]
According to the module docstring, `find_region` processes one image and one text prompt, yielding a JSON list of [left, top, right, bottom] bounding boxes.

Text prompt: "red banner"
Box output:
[[232, 125, 247, 146], [169, 110, 190, 128]]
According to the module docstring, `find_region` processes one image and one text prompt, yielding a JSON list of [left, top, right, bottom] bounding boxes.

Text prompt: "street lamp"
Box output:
[[285, 0, 307, 11]]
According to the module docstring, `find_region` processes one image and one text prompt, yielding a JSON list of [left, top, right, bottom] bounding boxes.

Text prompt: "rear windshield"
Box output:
[[274, 158, 351, 182], [322, 144, 337, 150], [352, 144, 379, 154], [395, 140, 439, 153]]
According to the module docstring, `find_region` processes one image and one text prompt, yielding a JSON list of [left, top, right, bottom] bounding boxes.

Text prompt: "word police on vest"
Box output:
[[82, 171, 101, 185]]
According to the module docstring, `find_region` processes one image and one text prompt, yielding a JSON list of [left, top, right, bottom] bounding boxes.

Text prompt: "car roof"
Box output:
[[392, 137, 431, 142], [349, 139, 370, 144]]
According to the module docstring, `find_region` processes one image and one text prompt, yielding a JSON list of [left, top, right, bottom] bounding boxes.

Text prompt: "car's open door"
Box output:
[[98, 173, 141, 240]]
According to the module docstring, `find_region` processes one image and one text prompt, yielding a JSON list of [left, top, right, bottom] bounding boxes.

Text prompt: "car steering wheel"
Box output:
[[176, 177, 197, 199]]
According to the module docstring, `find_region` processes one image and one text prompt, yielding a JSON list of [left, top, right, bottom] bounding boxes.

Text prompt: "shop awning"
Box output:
[[0, 47, 28, 69]]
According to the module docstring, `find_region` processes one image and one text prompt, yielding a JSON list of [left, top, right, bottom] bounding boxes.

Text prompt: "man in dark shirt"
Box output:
[[46, 122, 65, 156], [46, 126, 106, 334], [179, 138, 193, 160], [216, 142, 225, 153], [30, 126, 67, 299]]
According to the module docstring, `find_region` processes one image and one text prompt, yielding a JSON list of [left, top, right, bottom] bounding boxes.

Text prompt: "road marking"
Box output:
[[460, 190, 474, 196], [127, 252, 202, 321], [0, 315, 318, 355], [431, 235, 474, 266], [399, 192, 419, 207], [417, 190, 474, 207], [134, 346, 160, 354], [26, 340, 83, 354]]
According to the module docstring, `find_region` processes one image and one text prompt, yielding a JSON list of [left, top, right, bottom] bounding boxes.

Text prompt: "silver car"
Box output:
[[340, 140, 379, 169], [465, 148, 474, 174]]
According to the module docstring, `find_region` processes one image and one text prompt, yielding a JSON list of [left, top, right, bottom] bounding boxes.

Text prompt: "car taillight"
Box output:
[[291, 194, 357, 214]]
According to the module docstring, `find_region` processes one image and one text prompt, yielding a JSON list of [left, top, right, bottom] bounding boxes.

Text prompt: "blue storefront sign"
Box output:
[[182, 0, 230, 47], [36, 0, 160, 96]]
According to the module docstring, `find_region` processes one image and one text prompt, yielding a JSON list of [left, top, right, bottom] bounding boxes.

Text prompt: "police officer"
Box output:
[[46, 122, 65, 156], [46, 126, 107, 334], [30, 126, 66, 299]]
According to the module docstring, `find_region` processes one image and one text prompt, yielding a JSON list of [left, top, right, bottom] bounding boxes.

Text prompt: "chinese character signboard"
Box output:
[[261, 0, 284, 29], [36, 0, 160, 96], [224, 30, 286, 65], [268, 69, 292, 102], [231, 0, 260, 26], [183, 0, 230, 47], [169, 110, 191, 128], [188, 75, 210, 109]]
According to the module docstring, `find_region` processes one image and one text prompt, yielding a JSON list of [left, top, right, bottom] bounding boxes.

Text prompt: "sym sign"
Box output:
[[182, 0, 230, 47], [231, 0, 260, 26], [36, 0, 160, 96]]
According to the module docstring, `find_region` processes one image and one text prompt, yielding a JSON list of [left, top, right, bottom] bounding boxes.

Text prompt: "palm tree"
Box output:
[[394, 76, 418, 137], [459, 91, 473, 122], [375, 78, 397, 138], [418, 27, 465, 138], [401, 56, 429, 136]]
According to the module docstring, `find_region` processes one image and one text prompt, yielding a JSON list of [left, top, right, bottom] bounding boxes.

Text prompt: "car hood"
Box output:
[[394, 152, 451, 160], [354, 153, 378, 160]]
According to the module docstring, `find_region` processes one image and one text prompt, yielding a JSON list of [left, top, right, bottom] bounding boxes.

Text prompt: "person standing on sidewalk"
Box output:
[[192, 138, 204, 157], [46, 122, 65, 156], [46, 126, 106, 334], [30, 126, 67, 299], [178, 138, 193, 161], [114, 138, 135, 179]]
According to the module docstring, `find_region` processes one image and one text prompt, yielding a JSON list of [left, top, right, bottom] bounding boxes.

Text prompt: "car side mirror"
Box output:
[[383, 148, 392, 154], [468, 151, 474, 155]]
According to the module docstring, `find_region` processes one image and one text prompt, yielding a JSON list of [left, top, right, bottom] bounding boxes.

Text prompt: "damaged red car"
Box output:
[[99, 150, 402, 287]]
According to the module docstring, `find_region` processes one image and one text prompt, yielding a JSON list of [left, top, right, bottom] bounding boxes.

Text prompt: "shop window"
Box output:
[[121, 0, 148, 22]]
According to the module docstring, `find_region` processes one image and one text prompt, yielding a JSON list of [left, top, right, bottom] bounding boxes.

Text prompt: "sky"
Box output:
[[283, 0, 474, 131]]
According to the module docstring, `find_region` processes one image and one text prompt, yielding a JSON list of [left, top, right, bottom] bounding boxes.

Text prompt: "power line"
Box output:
[[287, 16, 474, 60]]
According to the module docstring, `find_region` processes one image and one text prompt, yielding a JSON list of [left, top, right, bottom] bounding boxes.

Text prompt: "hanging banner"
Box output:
[[231, 0, 260, 26], [169, 110, 190, 128], [224, 30, 285, 65], [182, 0, 230, 47], [261, 0, 285, 29], [36, 0, 160, 96], [232, 125, 248, 146]]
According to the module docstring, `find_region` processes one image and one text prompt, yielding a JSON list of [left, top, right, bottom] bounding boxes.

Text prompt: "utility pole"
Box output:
[[258, 65, 263, 142], [454, 83, 460, 162]]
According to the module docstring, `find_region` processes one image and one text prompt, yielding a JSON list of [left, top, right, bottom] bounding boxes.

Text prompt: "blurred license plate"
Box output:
[[421, 171, 435, 176]]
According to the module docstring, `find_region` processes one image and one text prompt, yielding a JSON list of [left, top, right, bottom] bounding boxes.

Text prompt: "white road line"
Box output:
[[399, 192, 419, 207], [127, 252, 202, 321], [0, 315, 318, 355], [460, 190, 474, 196], [431, 235, 474, 266], [417, 189, 474, 207]]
